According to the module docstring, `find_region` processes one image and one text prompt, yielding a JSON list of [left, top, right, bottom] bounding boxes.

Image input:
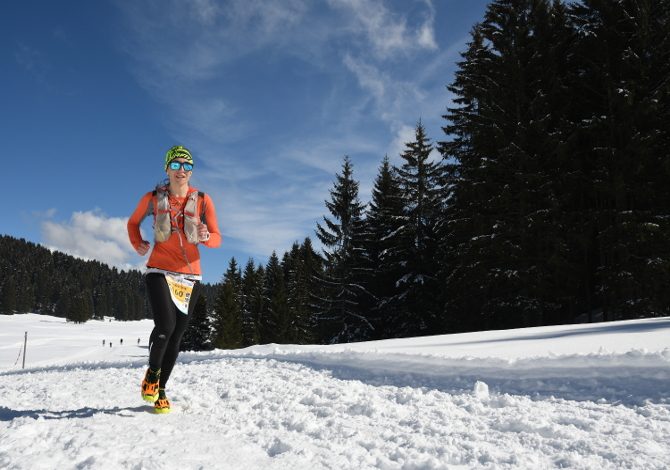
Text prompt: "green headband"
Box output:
[[164, 145, 194, 170]]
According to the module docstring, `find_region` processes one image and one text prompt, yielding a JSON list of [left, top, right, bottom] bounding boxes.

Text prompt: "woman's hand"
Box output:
[[197, 222, 210, 242], [136, 240, 150, 256]]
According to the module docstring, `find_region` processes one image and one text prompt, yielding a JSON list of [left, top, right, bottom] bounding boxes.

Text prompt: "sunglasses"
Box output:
[[168, 161, 194, 171]]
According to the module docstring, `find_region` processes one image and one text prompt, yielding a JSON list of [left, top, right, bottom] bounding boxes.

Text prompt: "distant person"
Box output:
[[120, 338, 123, 346], [110, 342, 112, 348], [102, 339, 105, 346], [137, 338, 140, 345], [127, 145, 221, 414]]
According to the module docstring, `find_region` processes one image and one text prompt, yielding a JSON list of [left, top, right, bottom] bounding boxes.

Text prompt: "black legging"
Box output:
[[145, 273, 201, 388]]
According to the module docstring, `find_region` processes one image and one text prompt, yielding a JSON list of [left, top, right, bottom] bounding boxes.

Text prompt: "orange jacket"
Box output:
[[127, 187, 221, 276]]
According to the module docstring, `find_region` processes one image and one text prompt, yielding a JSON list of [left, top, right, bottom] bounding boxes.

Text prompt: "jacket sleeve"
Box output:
[[127, 192, 153, 250], [201, 193, 222, 248]]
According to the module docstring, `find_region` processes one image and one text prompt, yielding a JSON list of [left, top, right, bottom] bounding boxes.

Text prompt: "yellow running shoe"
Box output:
[[141, 368, 161, 402], [154, 389, 170, 414]]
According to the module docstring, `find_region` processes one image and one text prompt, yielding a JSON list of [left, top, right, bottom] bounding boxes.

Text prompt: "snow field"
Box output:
[[1, 314, 669, 469], [1, 356, 669, 469]]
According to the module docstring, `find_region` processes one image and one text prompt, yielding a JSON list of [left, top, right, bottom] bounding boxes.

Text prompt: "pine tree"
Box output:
[[181, 293, 213, 351], [261, 252, 289, 343], [363, 156, 405, 338], [94, 287, 109, 319], [283, 240, 320, 344], [252, 265, 266, 342], [394, 122, 443, 335], [240, 259, 261, 346], [1, 276, 17, 315], [67, 290, 93, 323], [212, 258, 243, 349], [35, 270, 53, 314], [315, 156, 374, 343], [17, 277, 35, 314], [300, 237, 324, 341], [568, 0, 670, 319], [55, 289, 71, 318], [440, 0, 579, 330]]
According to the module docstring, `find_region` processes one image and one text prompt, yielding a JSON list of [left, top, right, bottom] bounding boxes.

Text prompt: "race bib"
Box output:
[[164, 273, 195, 315]]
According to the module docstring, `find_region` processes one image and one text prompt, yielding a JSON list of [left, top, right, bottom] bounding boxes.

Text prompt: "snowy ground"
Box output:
[[1, 314, 669, 469]]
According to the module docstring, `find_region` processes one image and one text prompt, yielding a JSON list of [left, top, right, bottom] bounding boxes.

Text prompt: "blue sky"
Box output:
[[2, 0, 490, 283]]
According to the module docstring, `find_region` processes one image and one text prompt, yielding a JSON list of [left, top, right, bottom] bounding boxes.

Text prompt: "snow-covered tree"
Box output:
[[315, 156, 373, 343], [362, 156, 405, 338], [261, 252, 289, 343], [212, 258, 243, 349], [393, 123, 444, 335]]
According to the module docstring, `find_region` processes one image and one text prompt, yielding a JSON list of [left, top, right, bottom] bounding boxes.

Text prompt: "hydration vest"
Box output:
[[151, 187, 205, 245]]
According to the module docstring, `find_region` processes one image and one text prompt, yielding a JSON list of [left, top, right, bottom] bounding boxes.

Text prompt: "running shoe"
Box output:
[[141, 367, 161, 402], [154, 388, 170, 414]]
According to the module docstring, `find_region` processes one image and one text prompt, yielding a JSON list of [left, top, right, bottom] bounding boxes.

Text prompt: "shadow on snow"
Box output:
[[0, 405, 149, 421]]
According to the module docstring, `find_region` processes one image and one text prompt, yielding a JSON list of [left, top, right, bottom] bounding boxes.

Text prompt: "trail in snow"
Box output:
[[1, 314, 669, 469]]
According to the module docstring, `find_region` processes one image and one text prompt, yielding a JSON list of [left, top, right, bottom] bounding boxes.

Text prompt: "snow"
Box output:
[[1, 314, 669, 469]]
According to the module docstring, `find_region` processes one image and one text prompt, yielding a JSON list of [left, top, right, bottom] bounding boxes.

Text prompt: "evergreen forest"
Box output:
[[0, 235, 147, 323], [2, 0, 669, 349]]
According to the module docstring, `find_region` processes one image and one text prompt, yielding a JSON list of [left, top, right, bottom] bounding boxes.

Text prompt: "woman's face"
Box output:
[[166, 158, 193, 186]]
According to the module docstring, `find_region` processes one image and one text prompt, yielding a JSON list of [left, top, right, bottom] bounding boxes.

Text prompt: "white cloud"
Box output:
[[280, 133, 380, 175], [230, 209, 315, 257], [222, 0, 308, 36], [343, 53, 425, 129], [201, 178, 326, 260], [417, 21, 437, 50], [327, 0, 437, 58], [41, 210, 143, 271], [388, 124, 417, 163], [417, 0, 438, 50], [343, 54, 386, 101]]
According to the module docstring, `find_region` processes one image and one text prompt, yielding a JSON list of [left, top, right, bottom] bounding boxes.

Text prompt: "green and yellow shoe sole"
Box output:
[[142, 393, 158, 402]]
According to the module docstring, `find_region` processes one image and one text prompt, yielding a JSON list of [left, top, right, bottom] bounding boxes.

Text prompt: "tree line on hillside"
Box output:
[[0, 235, 148, 322], [0, 233, 218, 326], [2, 0, 669, 348], [199, 0, 670, 348]]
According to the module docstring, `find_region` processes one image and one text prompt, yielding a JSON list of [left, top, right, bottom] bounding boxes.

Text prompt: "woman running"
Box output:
[[127, 145, 221, 413]]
